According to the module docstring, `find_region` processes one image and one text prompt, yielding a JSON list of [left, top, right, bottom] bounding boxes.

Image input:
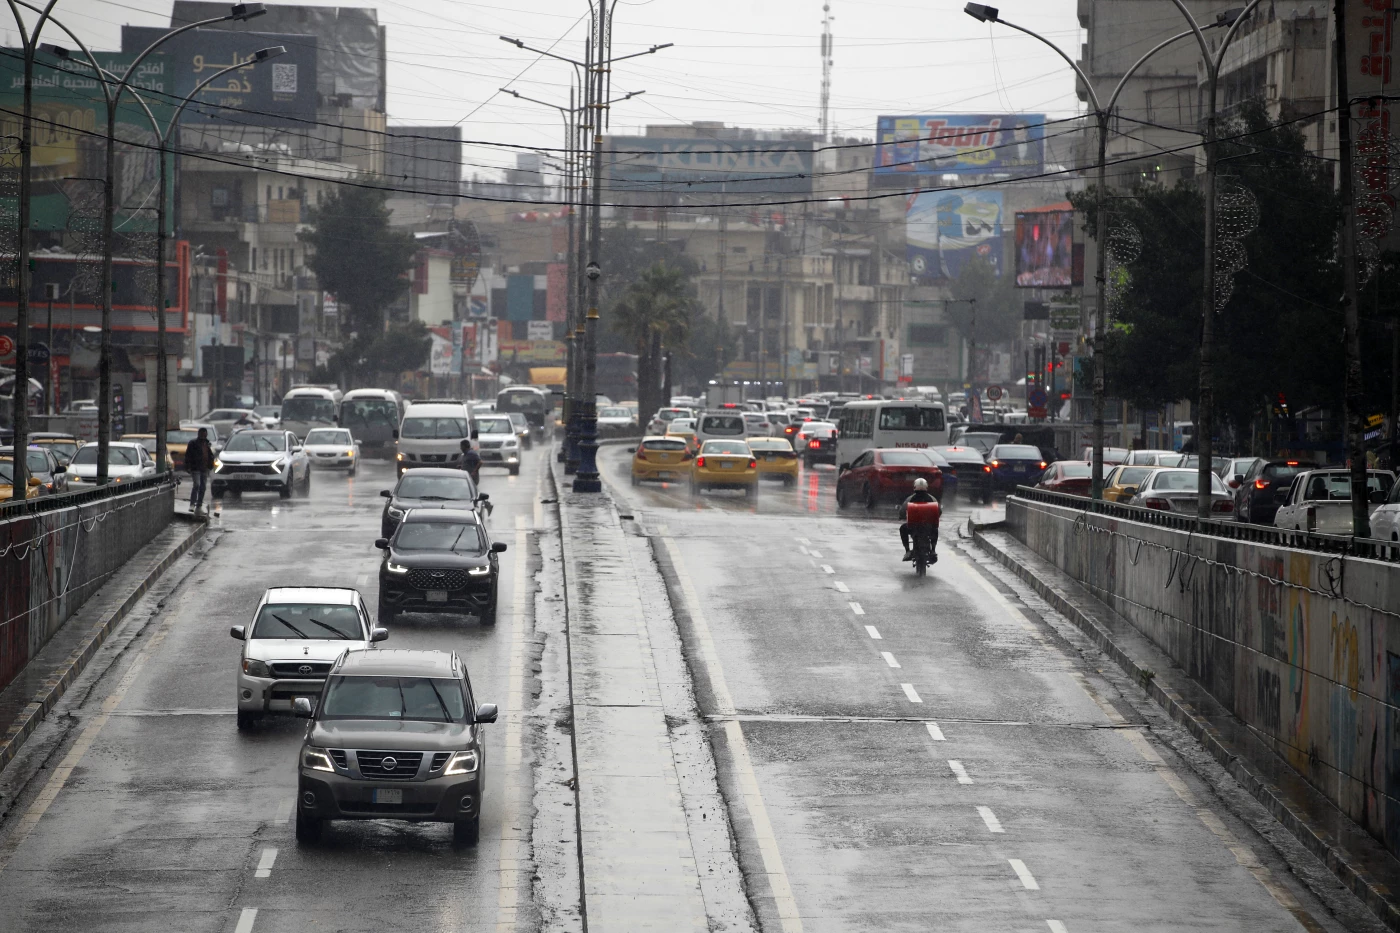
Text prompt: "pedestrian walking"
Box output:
[[185, 427, 216, 513], [460, 436, 482, 486]]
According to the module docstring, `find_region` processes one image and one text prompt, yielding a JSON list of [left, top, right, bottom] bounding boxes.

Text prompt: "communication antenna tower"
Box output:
[[819, 3, 833, 142]]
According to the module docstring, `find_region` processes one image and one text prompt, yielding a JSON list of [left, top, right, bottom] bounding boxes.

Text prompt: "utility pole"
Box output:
[[1333, 0, 1371, 536]]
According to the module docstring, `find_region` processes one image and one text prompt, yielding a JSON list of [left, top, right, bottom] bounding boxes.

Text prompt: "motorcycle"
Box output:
[[905, 500, 941, 577]]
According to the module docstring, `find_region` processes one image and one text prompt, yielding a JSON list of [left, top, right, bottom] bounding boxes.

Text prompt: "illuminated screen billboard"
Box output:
[[905, 190, 1004, 284], [875, 114, 1045, 178], [1014, 210, 1074, 287]]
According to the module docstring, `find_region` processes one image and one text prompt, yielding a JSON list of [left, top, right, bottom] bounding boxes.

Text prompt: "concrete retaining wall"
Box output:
[[1006, 496, 1400, 857], [0, 480, 174, 692]]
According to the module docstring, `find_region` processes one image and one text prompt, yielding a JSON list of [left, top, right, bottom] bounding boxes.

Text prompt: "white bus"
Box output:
[[833, 398, 949, 468], [339, 388, 406, 451], [281, 386, 342, 441]]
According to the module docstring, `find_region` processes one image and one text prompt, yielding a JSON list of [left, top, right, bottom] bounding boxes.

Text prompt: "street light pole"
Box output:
[[964, 2, 1242, 503]]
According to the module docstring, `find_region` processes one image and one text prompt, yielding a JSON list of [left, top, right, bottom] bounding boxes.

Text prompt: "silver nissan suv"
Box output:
[[294, 649, 498, 846]]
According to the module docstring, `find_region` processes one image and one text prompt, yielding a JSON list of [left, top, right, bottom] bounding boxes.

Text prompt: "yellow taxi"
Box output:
[[630, 436, 693, 485], [691, 439, 759, 499], [0, 456, 42, 499], [124, 434, 176, 472], [665, 418, 699, 455], [747, 436, 799, 485], [1103, 464, 1157, 503]]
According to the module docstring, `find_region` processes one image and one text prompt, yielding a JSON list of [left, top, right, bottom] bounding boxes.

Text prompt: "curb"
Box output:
[[0, 514, 208, 774], [970, 525, 1400, 932]]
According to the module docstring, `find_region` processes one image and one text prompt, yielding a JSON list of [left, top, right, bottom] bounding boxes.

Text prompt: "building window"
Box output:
[[907, 323, 947, 347]]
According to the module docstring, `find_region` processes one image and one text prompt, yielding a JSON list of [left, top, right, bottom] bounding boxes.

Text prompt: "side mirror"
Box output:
[[27, 477, 39, 486], [471, 429, 480, 440], [627, 447, 637, 453], [375, 537, 389, 549], [838, 462, 850, 472], [1276, 488, 1291, 503], [1121, 487, 1137, 497], [475, 703, 499, 724], [293, 697, 314, 718], [230, 625, 245, 640], [292, 446, 303, 453], [491, 541, 508, 553], [1231, 474, 1244, 486], [53, 465, 65, 473], [380, 489, 392, 498], [371, 627, 389, 642]]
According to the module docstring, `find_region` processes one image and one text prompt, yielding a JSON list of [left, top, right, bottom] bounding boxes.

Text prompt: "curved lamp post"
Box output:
[[964, 2, 1250, 506]]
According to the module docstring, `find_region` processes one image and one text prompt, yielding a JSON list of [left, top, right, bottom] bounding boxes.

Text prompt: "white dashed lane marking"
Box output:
[[948, 760, 972, 784], [808, 549, 823, 558], [820, 564, 834, 574], [833, 581, 849, 593], [901, 683, 922, 703], [976, 807, 1004, 834], [880, 652, 900, 669], [1008, 859, 1039, 890], [849, 602, 865, 616], [254, 847, 278, 878], [864, 625, 881, 639], [1047, 922, 1069, 933], [234, 908, 258, 933], [925, 722, 946, 741]]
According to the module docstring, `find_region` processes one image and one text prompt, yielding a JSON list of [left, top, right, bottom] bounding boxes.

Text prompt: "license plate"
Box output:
[[721, 462, 734, 469], [372, 788, 403, 804], [765, 455, 776, 462], [231, 472, 261, 479], [426, 590, 448, 603]]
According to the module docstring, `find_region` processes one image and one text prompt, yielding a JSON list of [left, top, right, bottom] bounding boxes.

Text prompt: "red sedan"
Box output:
[[1037, 460, 1093, 496], [836, 448, 943, 509]]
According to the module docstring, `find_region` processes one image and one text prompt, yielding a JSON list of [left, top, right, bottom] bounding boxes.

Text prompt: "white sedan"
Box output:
[[302, 427, 360, 475], [596, 406, 637, 429], [67, 441, 158, 488]]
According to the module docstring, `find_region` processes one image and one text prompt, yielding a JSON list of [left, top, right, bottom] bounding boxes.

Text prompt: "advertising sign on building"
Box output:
[[874, 114, 1045, 179], [429, 326, 453, 375], [608, 136, 815, 194], [906, 190, 1003, 283], [527, 320, 554, 341], [1014, 209, 1075, 287], [499, 339, 566, 363], [122, 26, 317, 126]]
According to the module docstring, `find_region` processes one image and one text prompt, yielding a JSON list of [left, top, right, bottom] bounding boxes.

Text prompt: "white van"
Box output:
[[281, 386, 342, 441], [395, 401, 473, 476], [834, 398, 949, 468], [339, 388, 405, 451], [695, 409, 748, 445]]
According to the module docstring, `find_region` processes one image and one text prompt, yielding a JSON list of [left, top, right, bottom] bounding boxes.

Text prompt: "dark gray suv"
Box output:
[[295, 649, 498, 846]]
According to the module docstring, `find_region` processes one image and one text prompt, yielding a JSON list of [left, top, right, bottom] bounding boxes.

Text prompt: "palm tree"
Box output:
[[611, 261, 694, 419]]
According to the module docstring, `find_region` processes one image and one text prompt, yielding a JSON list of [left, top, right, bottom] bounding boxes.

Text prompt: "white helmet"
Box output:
[[913, 478, 929, 491]]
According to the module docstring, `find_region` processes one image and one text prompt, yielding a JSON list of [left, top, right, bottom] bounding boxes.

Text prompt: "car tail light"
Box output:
[[636, 451, 647, 461], [1286, 460, 1299, 466], [990, 459, 1000, 468], [1145, 497, 1170, 510], [1212, 499, 1234, 513], [696, 456, 706, 468], [748, 459, 757, 468], [1254, 479, 1269, 490], [809, 440, 820, 449], [1039, 461, 1047, 469], [983, 465, 991, 472]]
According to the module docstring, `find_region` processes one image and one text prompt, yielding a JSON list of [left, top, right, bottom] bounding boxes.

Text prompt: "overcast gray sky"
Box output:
[[32, 0, 1083, 178]]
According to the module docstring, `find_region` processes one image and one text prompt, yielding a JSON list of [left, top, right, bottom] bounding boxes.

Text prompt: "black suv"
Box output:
[[376, 508, 505, 625], [1234, 459, 1310, 525], [295, 648, 498, 845], [380, 468, 488, 539]]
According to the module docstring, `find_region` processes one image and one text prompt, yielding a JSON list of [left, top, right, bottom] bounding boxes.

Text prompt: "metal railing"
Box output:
[[0, 473, 177, 519], [1010, 486, 1400, 564]]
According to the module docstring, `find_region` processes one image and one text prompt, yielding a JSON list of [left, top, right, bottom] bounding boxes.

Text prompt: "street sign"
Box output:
[[986, 385, 1004, 402], [1048, 303, 1080, 331], [1027, 386, 1048, 408], [0, 335, 12, 357]]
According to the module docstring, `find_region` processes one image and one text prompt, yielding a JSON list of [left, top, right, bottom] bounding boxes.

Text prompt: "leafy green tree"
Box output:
[[327, 321, 431, 384], [300, 183, 418, 337], [948, 254, 1021, 347], [611, 262, 693, 417]]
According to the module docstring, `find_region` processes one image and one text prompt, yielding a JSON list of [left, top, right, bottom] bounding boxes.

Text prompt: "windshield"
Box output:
[[282, 397, 336, 423], [306, 429, 353, 445], [224, 433, 288, 452], [878, 407, 946, 431], [507, 413, 528, 427], [394, 520, 486, 553], [400, 417, 467, 439], [397, 475, 477, 500], [600, 408, 631, 418], [1114, 466, 1154, 486], [880, 451, 935, 467], [702, 441, 750, 455], [166, 431, 197, 445], [498, 391, 545, 412], [319, 675, 467, 722], [253, 406, 280, 418], [749, 439, 792, 451], [1057, 462, 1094, 478], [641, 439, 688, 452], [477, 416, 514, 435], [961, 433, 1001, 453], [0, 462, 13, 484], [993, 445, 1042, 460], [341, 398, 398, 427], [72, 446, 139, 466], [133, 437, 158, 454], [37, 439, 77, 457], [251, 603, 363, 640], [1150, 471, 1226, 492]]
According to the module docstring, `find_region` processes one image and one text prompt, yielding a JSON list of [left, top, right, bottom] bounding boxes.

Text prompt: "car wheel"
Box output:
[[295, 808, 323, 844], [349, 463, 357, 476], [836, 483, 849, 509], [279, 483, 292, 499], [236, 710, 258, 731], [453, 816, 480, 846], [864, 485, 878, 510], [480, 600, 498, 626]]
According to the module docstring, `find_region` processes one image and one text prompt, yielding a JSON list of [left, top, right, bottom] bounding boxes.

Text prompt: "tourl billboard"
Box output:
[[122, 26, 317, 127], [875, 115, 1045, 178], [608, 137, 815, 194], [905, 190, 1004, 284], [1014, 209, 1075, 287]]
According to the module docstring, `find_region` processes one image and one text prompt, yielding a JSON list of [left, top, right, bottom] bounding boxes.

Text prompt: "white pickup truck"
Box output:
[[1271, 469, 1396, 534]]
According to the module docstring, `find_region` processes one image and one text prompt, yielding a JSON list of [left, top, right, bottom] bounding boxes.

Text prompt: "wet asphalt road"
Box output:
[[599, 445, 1383, 933], [0, 448, 544, 932]]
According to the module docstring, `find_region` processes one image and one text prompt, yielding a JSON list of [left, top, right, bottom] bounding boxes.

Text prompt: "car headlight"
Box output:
[[468, 565, 491, 576], [302, 747, 336, 773], [345, 449, 355, 457], [242, 657, 270, 677], [387, 506, 404, 520], [213, 459, 222, 471], [396, 452, 405, 461], [386, 560, 410, 574], [444, 750, 478, 775]]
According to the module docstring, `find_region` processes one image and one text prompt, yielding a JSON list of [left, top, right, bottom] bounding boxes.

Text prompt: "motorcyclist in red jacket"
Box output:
[[900, 478, 940, 562]]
